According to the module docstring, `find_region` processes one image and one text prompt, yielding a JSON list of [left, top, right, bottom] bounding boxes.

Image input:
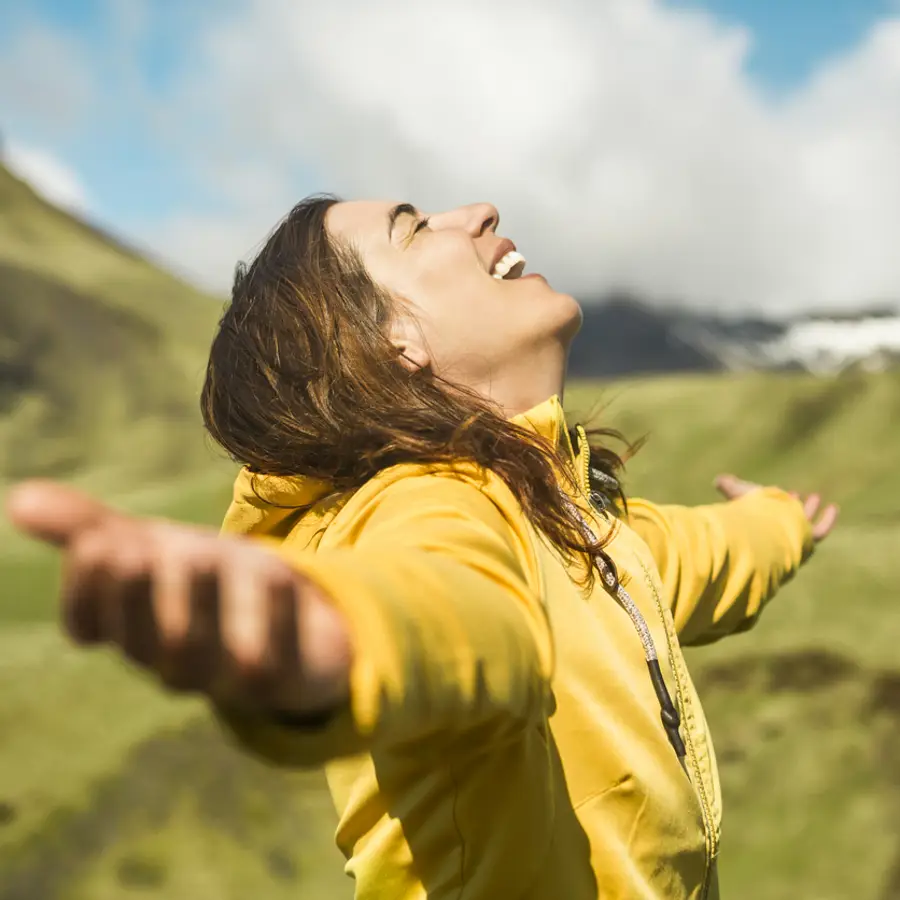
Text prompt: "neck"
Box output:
[[472, 342, 569, 419]]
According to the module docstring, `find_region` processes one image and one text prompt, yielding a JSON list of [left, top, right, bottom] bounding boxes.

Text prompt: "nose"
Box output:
[[430, 202, 500, 237]]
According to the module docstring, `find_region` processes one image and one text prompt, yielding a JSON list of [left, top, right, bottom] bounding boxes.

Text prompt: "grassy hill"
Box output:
[[568, 368, 900, 524], [1, 167, 898, 898], [0, 164, 226, 491]]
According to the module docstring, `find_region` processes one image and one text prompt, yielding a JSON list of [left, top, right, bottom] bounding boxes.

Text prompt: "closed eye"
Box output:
[[413, 216, 431, 235]]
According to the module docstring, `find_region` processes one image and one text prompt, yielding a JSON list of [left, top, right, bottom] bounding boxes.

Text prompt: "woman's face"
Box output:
[[326, 200, 583, 409]]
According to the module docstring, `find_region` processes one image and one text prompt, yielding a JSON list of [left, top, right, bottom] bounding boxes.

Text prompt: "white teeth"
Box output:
[[491, 250, 526, 280]]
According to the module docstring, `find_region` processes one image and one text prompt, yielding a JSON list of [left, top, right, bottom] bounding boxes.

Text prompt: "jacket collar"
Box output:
[[512, 394, 580, 469]]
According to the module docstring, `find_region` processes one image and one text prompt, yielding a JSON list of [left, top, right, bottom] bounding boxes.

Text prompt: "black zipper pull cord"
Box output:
[[646, 659, 687, 760]]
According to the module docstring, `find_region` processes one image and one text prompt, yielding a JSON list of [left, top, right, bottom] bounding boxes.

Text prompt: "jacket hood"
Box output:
[[221, 394, 575, 539]]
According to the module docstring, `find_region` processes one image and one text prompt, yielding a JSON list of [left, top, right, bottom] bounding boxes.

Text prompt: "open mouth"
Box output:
[[491, 250, 527, 280]]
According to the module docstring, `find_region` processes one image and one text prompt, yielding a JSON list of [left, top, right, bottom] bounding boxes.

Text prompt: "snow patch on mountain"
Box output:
[[736, 313, 900, 374]]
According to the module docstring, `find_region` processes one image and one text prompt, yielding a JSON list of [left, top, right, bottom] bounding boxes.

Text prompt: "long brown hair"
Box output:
[[201, 194, 633, 588]]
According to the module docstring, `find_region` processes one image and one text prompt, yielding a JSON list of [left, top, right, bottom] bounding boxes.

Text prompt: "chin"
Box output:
[[516, 278, 582, 348], [549, 289, 583, 343]]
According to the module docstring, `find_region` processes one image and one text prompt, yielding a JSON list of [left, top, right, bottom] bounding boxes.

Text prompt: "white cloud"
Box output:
[[135, 0, 900, 314], [3, 142, 91, 213]]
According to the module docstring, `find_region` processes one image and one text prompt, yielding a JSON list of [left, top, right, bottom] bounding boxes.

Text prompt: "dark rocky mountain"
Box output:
[[567, 295, 721, 377], [568, 293, 900, 378]]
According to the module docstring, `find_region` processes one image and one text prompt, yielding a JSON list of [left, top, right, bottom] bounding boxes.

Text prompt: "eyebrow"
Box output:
[[387, 202, 419, 237]]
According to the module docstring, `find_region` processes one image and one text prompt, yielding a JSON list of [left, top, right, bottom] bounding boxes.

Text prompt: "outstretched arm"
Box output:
[[625, 474, 838, 647], [5, 474, 552, 767]]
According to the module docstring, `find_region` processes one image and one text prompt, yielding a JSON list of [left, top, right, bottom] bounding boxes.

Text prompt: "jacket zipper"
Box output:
[[633, 556, 717, 896], [573, 425, 716, 896]]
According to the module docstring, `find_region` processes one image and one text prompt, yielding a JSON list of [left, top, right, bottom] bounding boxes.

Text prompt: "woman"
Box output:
[[7, 196, 837, 899]]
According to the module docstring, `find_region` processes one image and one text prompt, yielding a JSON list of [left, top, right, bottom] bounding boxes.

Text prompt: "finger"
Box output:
[[175, 569, 221, 693], [812, 503, 840, 542], [148, 534, 224, 693], [803, 493, 821, 522], [108, 543, 158, 670], [62, 530, 111, 644], [151, 540, 195, 689], [713, 474, 740, 499], [5, 481, 120, 549], [265, 576, 303, 710], [218, 552, 272, 700], [714, 474, 758, 500]]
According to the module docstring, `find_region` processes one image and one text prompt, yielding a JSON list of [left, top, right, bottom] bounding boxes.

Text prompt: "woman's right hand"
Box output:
[[4, 481, 352, 717]]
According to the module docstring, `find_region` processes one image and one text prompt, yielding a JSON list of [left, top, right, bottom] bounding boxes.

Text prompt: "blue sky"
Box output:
[[670, 0, 896, 88], [2, 0, 899, 311], [0, 1, 237, 226]]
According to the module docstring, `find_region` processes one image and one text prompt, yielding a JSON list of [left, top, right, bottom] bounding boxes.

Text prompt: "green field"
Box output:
[[2, 163, 899, 898]]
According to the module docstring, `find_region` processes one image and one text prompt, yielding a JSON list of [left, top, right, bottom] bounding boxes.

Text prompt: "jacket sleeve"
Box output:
[[625, 487, 815, 647], [214, 474, 553, 767]]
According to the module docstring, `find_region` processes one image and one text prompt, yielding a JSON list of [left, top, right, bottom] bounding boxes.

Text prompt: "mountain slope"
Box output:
[[0, 164, 217, 369], [568, 295, 722, 377], [0, 164, 224, 488], [570, 293, 900, 378], [566, 367, 900, 524]]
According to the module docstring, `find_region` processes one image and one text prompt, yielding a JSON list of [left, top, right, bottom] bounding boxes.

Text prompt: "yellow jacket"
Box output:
[[218, 396, 813, 899]]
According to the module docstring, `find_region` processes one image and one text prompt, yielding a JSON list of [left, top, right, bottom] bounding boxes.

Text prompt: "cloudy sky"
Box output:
[[2, 0, 899, 315]]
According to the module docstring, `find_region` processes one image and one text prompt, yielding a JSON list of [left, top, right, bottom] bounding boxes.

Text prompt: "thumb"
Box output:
[[4, 480, 119, 548], [714, 473, 759, 501]]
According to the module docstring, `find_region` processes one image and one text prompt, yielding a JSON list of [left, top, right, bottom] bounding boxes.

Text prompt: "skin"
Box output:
[[4, 200, 840, 715], [326, 200, 583, 418]]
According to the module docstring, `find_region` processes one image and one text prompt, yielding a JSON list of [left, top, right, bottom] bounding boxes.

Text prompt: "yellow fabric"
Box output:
[[626, 495, 814, 647], [216, 395, 813, 899]]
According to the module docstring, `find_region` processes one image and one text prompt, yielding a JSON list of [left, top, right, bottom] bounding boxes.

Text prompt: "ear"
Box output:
[[390, 314, 431, 373]]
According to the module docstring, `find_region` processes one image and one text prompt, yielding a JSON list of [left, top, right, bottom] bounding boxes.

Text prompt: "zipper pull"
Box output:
[[646, 659, 688, 760], [590, 466, 619, 492], [589, 490, 609, 511]]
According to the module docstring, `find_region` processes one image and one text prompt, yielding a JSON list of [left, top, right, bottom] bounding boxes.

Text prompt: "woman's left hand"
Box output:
[[713, 473, 840, 544]]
